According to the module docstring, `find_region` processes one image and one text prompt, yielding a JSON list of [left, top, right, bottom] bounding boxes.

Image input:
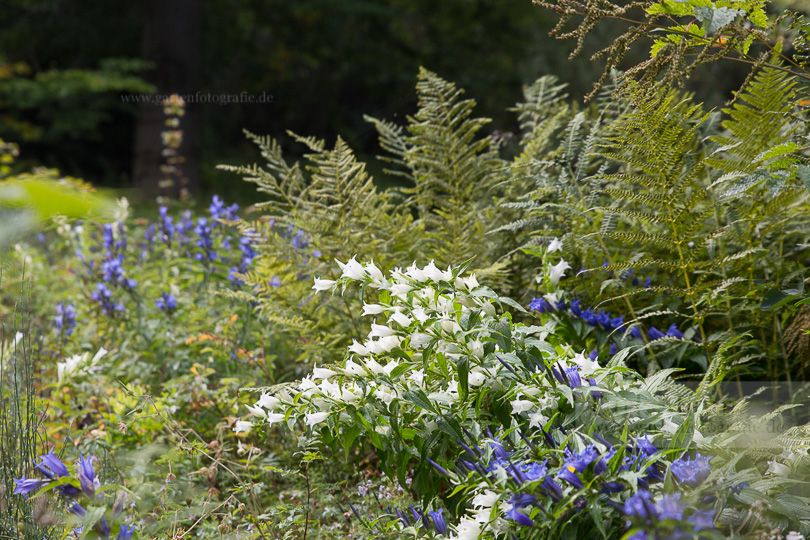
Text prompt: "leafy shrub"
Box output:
[[240, 259, 810, 538]]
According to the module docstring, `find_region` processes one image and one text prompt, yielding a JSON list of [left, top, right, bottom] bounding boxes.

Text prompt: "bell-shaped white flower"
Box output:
[[412, 307, 429, 323], [468, 369, 487, 387], [364, 358, 385, 374], [312, 278, 336, 291], [390, 282, 412, 298], [344, 359, 365, 375], [257, 394, 280, 410], [348, 340, 369, 356], [305, 412, 329, 427], [571, 352, 600, 376], [365, 260, 384, 281], [266, 413, 286, 426], [409, 369, 425, 386], [548, 259, 572, 285], [510, 399, 534, 414], [311, 365, 338, 380], [233, 420, 253, 433], [423, 260, 451, 282], [389, 310, 412, 328], [376, 335, 402, 353], [336, 257, 367, 280], [405, 263, 427, 282], [410, 332, 432, 349], [369, 323, 396, 338], [548, 237, 563, 253], [245, 404, 267, 418], [472, 490, 499, 510], [529, 412, 549, 428], [375, 386, 397, 405], [362, 304, 385, 316]]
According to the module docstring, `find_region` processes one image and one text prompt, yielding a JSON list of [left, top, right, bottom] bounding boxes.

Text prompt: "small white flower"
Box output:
[[423, 260, 451, 282], [266, 413, 286, 426], [767, 460, 790, 476], [57, 347, 106, 384], [364, 358, 385, 375], [786, 532, 806, 540], [312, 278, 336, 291], [410, 332, 432, 349], [510, 399, 534, 414], [543, 291, 560, 306], [472, 490, 499, 510], [368, 323, 397, 338], [468, 369, 487, 387], [547, 237, 563, 253], [257, 394, 280, 410], [344, 359, 365, 375], [529, 412, 549, 428], [340, 386, 360, 403], [412, 308, 429, 323], [305, 412, 329, 427], [409, 369, 425, 386], [362, 304, 385, 316], [389, 310, 412, 328], [390, 282, 412, 298], [348, 340, 370, 356], [453, 517, 482, 540], [376, 387, 397, 405], [661, 417, 680, 434], [245, 404, 266, 418], [571, 352, 600, 376], [405, 263, 427, 282], [57, 354, 85, 384], [92, 347, 109, 363], [375, 335, 402, 353], [336, 256, 367, 280], [440, 317, 461, 334], [470, 340, 484, 359], [319, 379, 340, 397], [365, 261, 384, 283], [548, 259, 572, 285], [233, 420, 253, 433], [311, 366, 338, 380]]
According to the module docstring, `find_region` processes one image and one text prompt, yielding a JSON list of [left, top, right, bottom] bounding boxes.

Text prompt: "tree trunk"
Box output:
[[133, 0, 201, 201]]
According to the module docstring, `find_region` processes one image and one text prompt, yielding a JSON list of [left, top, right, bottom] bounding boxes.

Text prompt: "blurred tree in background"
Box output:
[[0, 0, 763, 201]]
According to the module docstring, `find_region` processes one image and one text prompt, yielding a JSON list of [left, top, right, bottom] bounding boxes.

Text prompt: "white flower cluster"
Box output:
[[57, 347, 108, 385], [238, 258, 628, 539], [238, 259, 499, 435]]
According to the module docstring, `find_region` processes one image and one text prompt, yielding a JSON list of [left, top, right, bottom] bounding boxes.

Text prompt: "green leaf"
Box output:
[[404, 388, 437, 413]]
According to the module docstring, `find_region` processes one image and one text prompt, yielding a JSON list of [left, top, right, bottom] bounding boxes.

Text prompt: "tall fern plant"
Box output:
[[504, 69, 809, 378], [221, 69, 516, 368]]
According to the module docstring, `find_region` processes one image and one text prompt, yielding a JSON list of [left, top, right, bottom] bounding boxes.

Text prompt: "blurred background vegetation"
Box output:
[[0, 0, 780, 203]]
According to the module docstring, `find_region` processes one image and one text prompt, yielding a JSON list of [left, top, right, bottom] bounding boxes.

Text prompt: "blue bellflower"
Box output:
[[557, 446, 600, 488], [155, 292, 177, 313], [505, 493, 537, 527], [671, 453, 712, 487]]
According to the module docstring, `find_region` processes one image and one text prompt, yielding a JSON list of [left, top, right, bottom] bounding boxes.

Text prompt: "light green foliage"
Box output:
[[0, 138, 114, 247]]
